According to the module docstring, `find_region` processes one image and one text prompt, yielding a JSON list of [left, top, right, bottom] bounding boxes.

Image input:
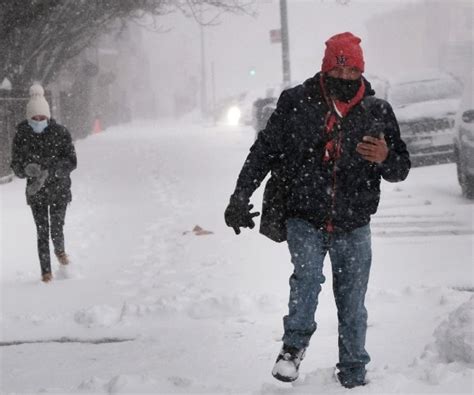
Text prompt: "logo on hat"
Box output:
[[336, 55, 347, 66]]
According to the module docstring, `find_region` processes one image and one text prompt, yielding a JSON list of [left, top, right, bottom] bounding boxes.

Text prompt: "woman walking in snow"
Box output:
[[11, 84, 77, 283]]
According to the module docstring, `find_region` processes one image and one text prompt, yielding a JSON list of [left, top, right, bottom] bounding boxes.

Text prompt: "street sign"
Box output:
[[270, 29, 282, 44]]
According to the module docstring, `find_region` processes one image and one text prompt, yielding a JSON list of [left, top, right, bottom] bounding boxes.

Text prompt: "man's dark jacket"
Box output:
[[11, 119, 77, 206], [232, 73, 411, 242]]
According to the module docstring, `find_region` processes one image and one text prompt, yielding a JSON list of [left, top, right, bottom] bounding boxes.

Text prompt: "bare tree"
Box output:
[[0, 0, 253, 88]]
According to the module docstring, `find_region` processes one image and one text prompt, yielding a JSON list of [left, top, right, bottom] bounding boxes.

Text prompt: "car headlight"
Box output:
[[226, 106, 241, 126]]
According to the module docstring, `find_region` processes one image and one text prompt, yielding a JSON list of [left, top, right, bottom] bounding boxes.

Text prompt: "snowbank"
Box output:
[[405, 296, 474, 390], [434, 295, 474, 364]]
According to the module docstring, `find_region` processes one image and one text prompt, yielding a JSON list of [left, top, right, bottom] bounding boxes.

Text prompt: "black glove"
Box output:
[[55, 167, 69, 178], [54, 159, 73, 178], [225, 197, 260, 235]]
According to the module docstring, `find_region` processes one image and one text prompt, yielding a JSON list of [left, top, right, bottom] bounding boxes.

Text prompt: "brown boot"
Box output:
[[56, 251, 70, 265], [42, 272, 53, 282]]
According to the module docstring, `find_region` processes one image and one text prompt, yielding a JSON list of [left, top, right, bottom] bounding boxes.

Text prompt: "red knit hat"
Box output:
[[321, 32, 365, 73]]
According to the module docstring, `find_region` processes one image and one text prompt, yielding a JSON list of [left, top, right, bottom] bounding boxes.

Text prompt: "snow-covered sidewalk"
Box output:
[[1, 121, 472, 394]]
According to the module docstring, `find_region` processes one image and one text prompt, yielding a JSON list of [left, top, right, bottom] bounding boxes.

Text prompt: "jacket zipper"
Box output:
[[326, 122, 343, 233]]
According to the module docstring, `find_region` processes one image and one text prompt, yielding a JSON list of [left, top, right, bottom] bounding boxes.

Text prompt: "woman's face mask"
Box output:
[[28, 119, 48, 134], [324, 75, 362, 103]]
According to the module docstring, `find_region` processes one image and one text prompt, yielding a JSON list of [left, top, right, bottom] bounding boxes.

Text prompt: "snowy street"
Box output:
[[1, 121, 473, 394]]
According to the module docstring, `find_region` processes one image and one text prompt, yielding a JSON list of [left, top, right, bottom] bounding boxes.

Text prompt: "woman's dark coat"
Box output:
[[11, 119, 77, 206]]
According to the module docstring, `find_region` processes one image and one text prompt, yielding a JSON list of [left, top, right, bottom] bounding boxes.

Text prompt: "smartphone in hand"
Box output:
[[365, 121, 385, 139]]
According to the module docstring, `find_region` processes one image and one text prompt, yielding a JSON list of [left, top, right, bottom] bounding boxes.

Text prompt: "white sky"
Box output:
[[139, 0, 473, 115], [143, 1, 410, 100]]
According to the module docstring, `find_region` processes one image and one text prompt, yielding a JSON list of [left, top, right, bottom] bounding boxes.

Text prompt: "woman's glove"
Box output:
[[55, 167, 70, 178], [24, 163, 42, 178], [26, 170, 48, 196]]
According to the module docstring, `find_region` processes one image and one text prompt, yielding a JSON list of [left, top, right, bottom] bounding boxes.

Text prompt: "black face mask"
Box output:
[[324, 75, 362, 103]]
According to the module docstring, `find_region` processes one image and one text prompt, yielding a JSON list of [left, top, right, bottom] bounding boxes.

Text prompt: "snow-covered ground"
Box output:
[[1, 121, 473, 394]]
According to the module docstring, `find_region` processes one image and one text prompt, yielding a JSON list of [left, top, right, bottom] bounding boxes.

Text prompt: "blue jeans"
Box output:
[[283, 218, 371, 375]]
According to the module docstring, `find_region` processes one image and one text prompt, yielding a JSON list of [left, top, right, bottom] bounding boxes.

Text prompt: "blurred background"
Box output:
[[0, 0, 472, 177]]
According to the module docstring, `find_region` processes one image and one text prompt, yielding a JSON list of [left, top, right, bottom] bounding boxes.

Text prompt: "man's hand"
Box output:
[[225, 200, 260, 235], [356, 136, 389, 163]]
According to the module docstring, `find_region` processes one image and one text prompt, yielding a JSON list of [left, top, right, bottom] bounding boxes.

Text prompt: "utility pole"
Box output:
[[199, 8, 208, 118], [211, 61, 217, 125], [280, 0, 291, 88]]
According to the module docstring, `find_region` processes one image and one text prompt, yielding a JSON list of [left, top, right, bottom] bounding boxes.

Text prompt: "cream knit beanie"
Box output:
[[26, 84, 51, 119]]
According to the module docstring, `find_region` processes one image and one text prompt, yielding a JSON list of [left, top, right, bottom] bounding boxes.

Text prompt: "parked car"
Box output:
[[252, 96, 277, 132], [251, 82, 300, 139], [453, 78, 474, 199], [384, 70, 463, 166]]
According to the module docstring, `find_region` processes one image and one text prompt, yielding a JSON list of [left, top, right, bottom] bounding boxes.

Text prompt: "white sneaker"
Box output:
[[271, 344, 306, 382]]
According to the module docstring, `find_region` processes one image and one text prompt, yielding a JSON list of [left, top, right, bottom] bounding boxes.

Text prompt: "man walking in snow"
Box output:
[[224, 32, 410, 388], [11, 84, 77, 283]]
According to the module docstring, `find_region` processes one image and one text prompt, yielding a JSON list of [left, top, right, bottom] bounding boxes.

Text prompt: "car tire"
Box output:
[[461, 175, 474, 199], [455, 148, 462, 185], [457, 161, 474, 199]]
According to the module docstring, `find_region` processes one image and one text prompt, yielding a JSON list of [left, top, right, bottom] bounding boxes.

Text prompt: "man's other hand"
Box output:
[[356, 136, 388, 163]]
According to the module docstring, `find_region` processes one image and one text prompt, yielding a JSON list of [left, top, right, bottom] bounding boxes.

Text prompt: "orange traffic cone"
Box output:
[[93, 118, 102, 134]]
